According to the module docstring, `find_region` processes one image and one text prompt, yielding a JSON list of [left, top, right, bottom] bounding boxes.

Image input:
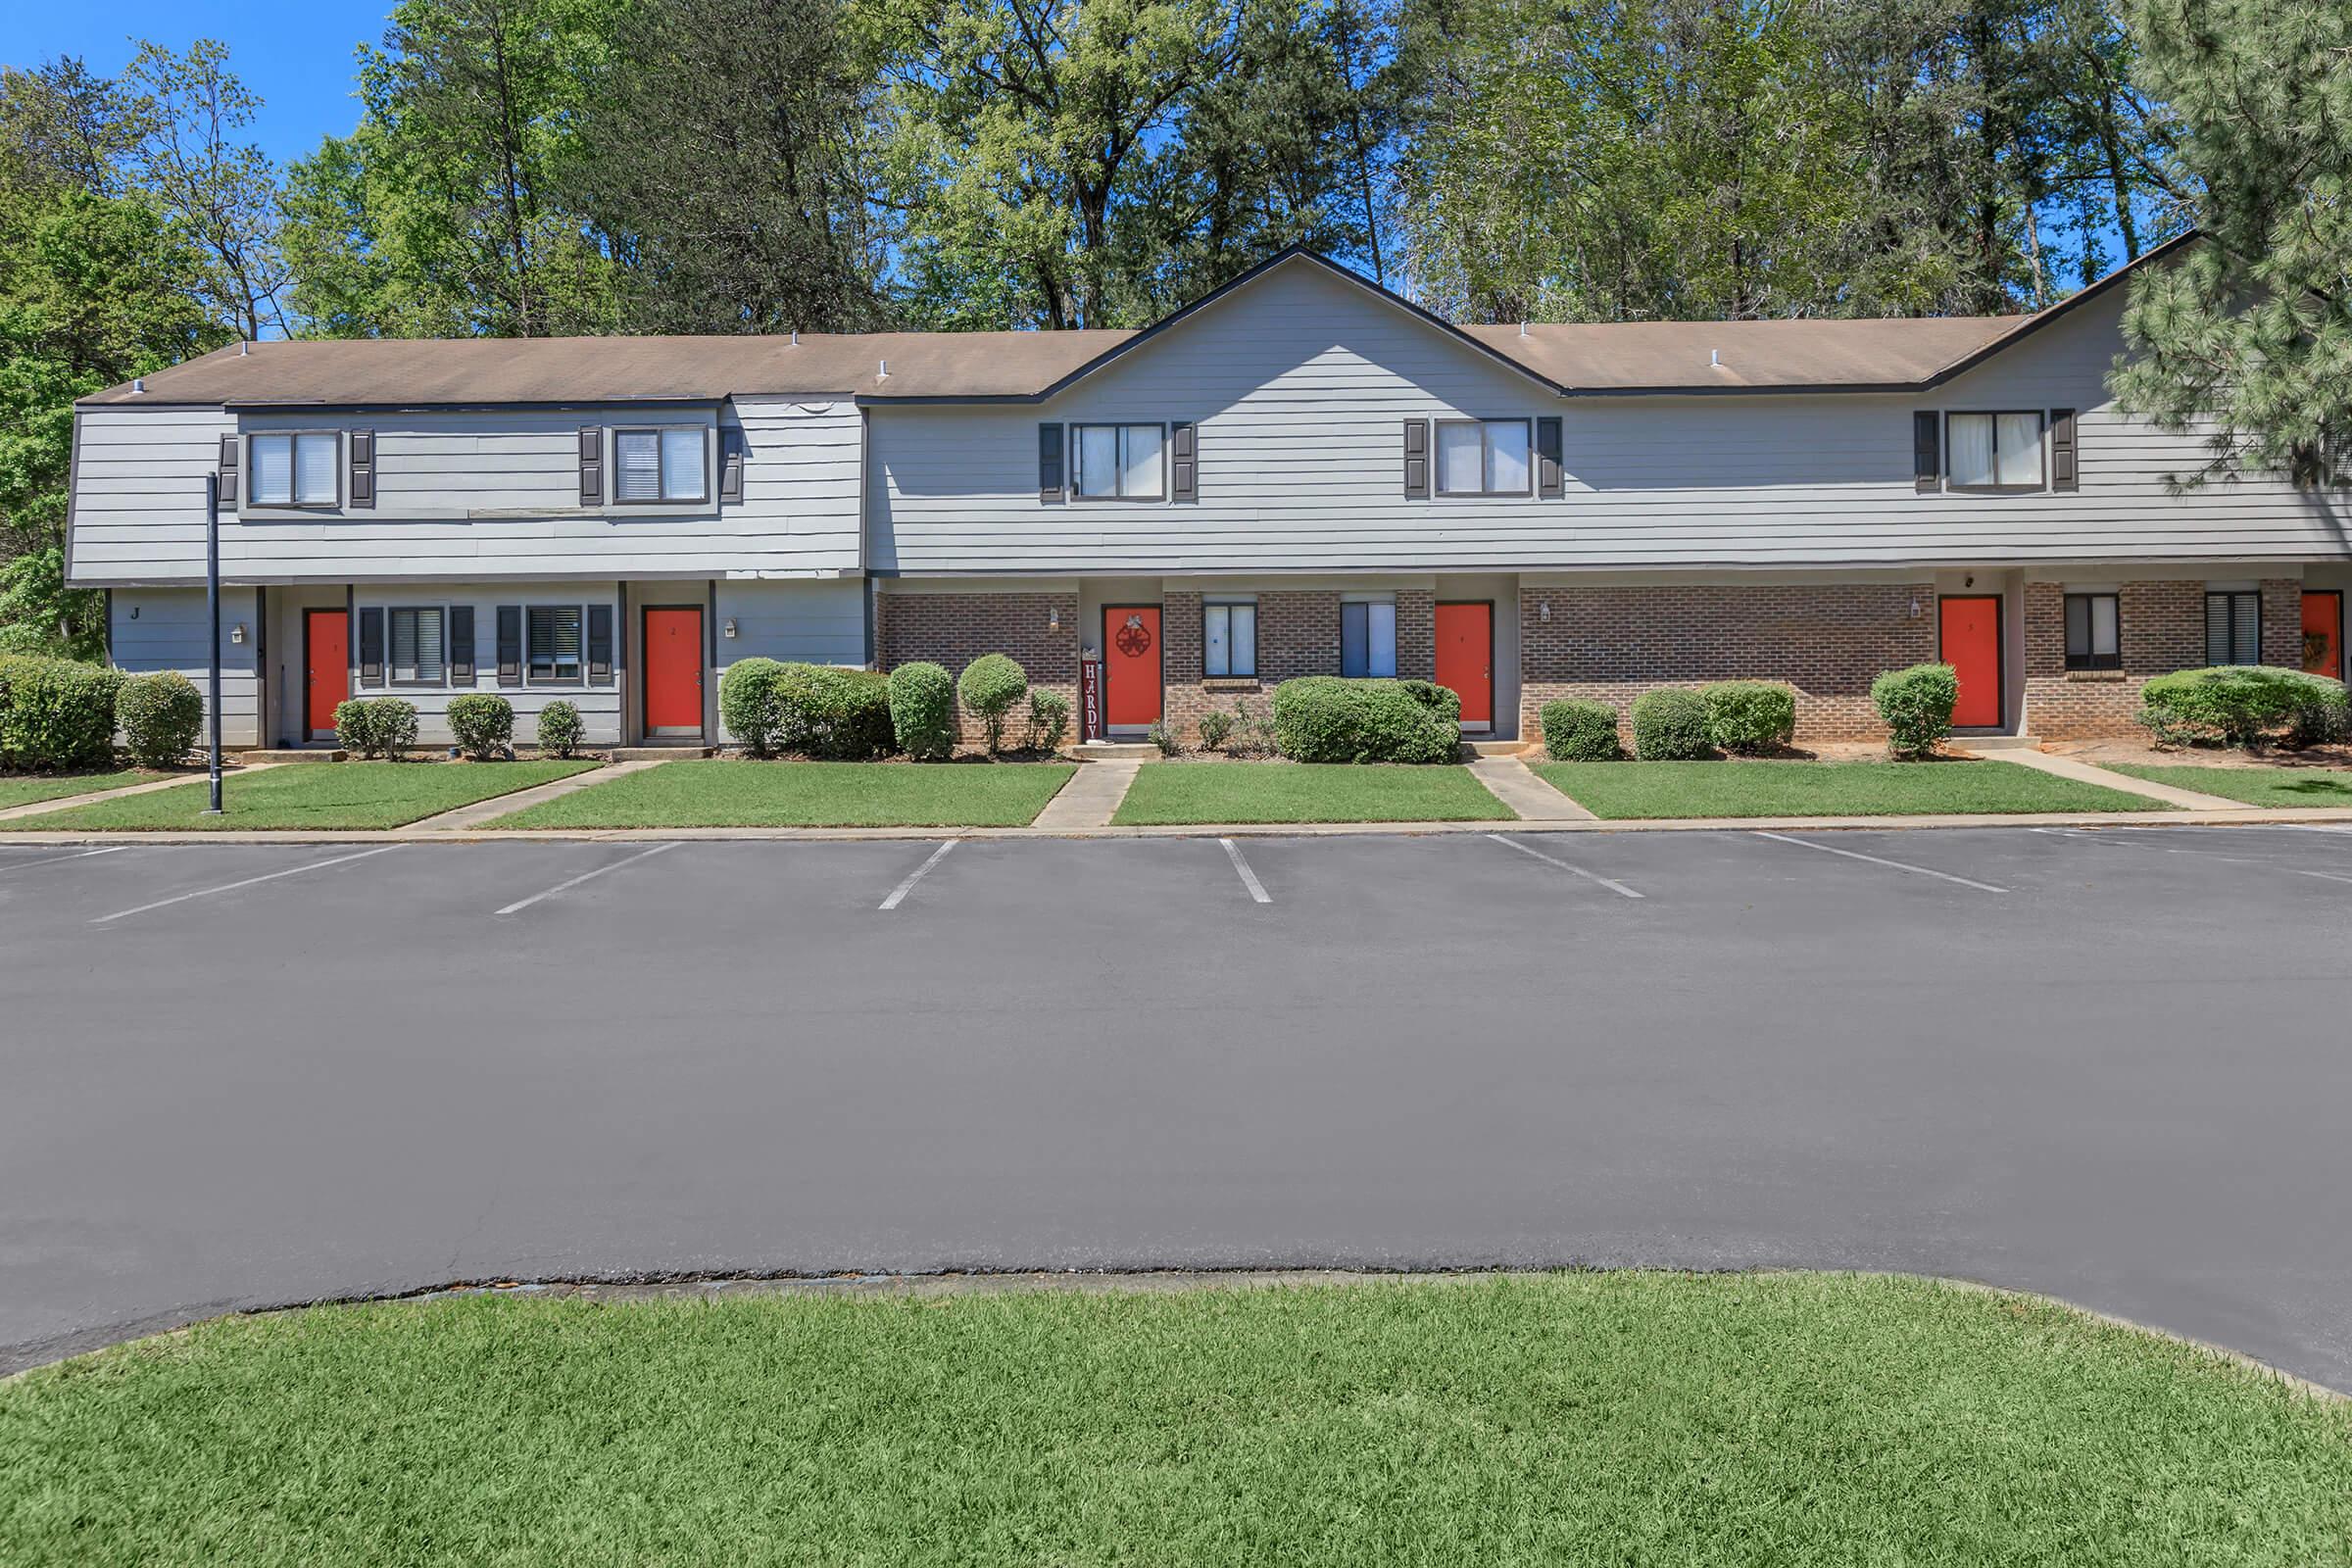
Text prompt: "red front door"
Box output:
[[2303, 591, 2343, 679], [1939, 595, 2002, 728], [1103, 606, 1162, 727], [305, 610, 348, 739], [1434, 602, 1493, 726], [643, 608, 704, 734]]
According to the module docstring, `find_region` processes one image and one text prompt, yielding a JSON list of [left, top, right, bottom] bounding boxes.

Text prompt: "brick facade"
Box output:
[[2023, 576, 2305, 738], [875, 592, 1079, 746], [1157, 590, 1439, 741], [1519, 582, 1937, 744]]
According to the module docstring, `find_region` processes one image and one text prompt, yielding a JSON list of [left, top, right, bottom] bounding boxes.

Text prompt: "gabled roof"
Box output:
[[77, 232, 2196, 409]]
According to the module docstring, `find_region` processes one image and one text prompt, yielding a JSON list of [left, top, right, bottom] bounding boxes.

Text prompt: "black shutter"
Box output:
[[2049, 408, 2077, 491], [348, 429, 375, 508], [719, 427, 746, 504], [218, 434, 239, 505], [497, 605, 523, 687], [579, 427, 603, 506], [1038, 423, 1065, 501], [587, 604, 613, 683], [1535, 416, 1563, 498], [1403, 418, 1429, 499], [1913, 412, 1941, 493], [449, 605, 476, 683], [357, 607, 385, 687], [1170, 421, 1197, 502]]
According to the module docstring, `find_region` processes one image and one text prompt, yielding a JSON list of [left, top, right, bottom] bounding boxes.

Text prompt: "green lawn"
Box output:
[[1532, 758, 2162, 819], [4, 1275, 2345, 1567], [5, 760, 597, 831], [1111, 761, 1514, 824], [2102, 761, 2352, 809], [493, 759, 1076, 828], [0, 769, 152, 810]]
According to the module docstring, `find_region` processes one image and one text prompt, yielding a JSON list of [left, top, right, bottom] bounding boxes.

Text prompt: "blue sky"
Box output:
[[13, 0, 391, 168]]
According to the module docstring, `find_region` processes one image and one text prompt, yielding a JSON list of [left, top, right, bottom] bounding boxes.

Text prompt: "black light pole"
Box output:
[[205, 472, 223, 814]]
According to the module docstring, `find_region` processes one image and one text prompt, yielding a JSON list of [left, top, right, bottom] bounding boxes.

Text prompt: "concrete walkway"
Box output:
[[406, 759, 662, 831], [1966, 746, 2249, 810], [1029, 759, 1141, 829], [1469, 754, 1595, 820], [0, 763, 281, 823]]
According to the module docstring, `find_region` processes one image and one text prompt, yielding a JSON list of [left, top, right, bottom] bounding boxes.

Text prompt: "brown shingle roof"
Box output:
[[1457, 316, 2022, 391]]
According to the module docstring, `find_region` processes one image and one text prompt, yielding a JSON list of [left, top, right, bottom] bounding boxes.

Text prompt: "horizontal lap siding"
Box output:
[[108, 587, 262, 747], [711, 578, 868, 745], [355, 581, 624, 746]]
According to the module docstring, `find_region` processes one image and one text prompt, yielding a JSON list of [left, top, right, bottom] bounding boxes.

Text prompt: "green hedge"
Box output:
[[888, 662, 956, 760], [1271, 676, 1459, 763], [334, 697, 419, 760], [718, 657, 789, 758], [1630, 688, 1711, 760], [2137, 665, 2350, 749], [447, 693, 514, 760], [1025, 690, 1071, 753], [1702, 681, 1796, 755], [535, 700, 585, 759], [774, 663, 895, 760], [116, 669, 203, 769], [0, 655, 122, 770], [958, 654, 1029, 754], [1871, 663, 1958, 758], [1541, 699, 1621, 760]]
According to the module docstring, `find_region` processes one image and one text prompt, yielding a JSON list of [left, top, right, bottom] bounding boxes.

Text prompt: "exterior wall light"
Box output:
[[1049, 607, 1060, 631], [722, 618, 738, 639], [229, 623, 247, 644], [1539, 602, 1551, 622]]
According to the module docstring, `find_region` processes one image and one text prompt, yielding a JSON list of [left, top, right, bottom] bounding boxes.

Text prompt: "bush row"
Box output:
[[718, 654, 1071, 761], [1270, 677, 1461, 763], [2136, 666, 2349, 750], [1541, 680, 1800, 761], [330, 695, 585, 760]]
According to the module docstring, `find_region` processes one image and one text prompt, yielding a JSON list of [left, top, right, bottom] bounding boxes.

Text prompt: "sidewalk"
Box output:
[[1956, 745, 2250, 810], [0, 764, 282, 824]]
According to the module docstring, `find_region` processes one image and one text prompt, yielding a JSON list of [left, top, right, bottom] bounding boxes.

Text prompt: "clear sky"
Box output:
[[11, 0, 393, 169]]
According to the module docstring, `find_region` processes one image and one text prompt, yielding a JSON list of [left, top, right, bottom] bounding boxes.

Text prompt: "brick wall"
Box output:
[[875, 592, 1079, 746], [1519, 582, 1938, 744], [1161, 590, 1344, 739], [2024, 577, 2306, 738]]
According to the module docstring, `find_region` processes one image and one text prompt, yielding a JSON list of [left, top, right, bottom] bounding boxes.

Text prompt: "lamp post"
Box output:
[[205, 472, 223, 814]]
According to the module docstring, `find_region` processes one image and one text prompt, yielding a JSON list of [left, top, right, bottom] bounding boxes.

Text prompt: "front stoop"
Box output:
[[240, 749, 344, 763], [1032, 759, 1141, 830], [1468, 755, 1595, 820], [1074, 741, 1158, 761], [1962, 747, 2249, 810], [610, 746, 715, 762]]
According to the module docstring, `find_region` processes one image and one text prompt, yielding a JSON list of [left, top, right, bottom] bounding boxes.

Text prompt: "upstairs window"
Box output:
[[1203, 601, 1256, 678], [2206, 590, 2261, 665], [388, 607, 445, 686], [527, 605, 584, 683], [1340, 599, 1396, 678], [613, 428, 707, 503], [250, 432, 338, 506], [1946, 412, 2044, 491], [2064, 592, 2120, 671], [1074, 424, 1164, 500], [1436, 418, 1531, 496]]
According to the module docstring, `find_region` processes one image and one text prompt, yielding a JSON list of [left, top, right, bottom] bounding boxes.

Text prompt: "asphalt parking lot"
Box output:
[[4, 823, 2350, 1388]]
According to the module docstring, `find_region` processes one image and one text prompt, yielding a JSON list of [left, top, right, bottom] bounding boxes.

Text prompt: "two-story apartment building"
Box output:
[[66, 240, 2352, 752]]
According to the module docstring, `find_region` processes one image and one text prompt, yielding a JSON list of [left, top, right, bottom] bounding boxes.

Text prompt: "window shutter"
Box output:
[[587, 604, 613, 683], [218, 434, 240, 506], [347, 429, 375, 509], [1170, 421, 1197, 502], [357, 608, 384, 687], [1913, 412, 1941, 492], [1535, 416, 1563, 499], [1403, 419, 1430, 499], [2049, 408, 2077, 491], [579, 427, 603, 506], [1038, 423, 1065, 502], [449, 605, 476, 683], [497, 605, 523, 687], [719, 428, 746, 504]]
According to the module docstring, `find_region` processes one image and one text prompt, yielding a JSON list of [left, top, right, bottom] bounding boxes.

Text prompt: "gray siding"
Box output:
[[351, 582, 625, 747], [109, 587, 262, 747], [710, 578, 869, 744]]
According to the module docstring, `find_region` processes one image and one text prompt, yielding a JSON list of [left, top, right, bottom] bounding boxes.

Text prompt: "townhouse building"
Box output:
[[66, 240, 2352, 753]]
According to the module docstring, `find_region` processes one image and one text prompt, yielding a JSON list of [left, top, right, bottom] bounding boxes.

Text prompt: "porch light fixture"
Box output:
[[1539, 602, 1551, 623], [1049, 607, 1060, 630], [229, 622, 247, 645], [1910, 596, 1922, 618], [722, 618, 738, 639]]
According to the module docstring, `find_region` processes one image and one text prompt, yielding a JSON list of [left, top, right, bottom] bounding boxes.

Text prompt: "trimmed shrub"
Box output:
[[1630, 687, 1711, 760], [0, 655, 122, 770], [1871, 662, 1958, 758], [1195, 709, 1234, 752], [1541, 698, 1621, 761], [1025, 690, 1071, 753], [718, 657, 789, 758], [958, 654, 1029, 755], [116, 669, 203, 769], [1147, 718, 1183, 757], [535, 700, 585, 759], [773, 663, 895, 760], [446, 693, 514, 760], [2136, 665, 2351, 750], [1702, 681, 1797, 756], [333, 696, 418, 760], [889, 662, 956, 760], [1270, 676, 1459, 763]]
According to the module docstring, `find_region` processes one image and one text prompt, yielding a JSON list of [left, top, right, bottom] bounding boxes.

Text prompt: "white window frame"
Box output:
[[248, 431, 340, 508], [612, 427, 710, 505], [1203, 599, 1257, 678], [525, 603, 587, 686], [385, 605, 448, 688], [1070, 423, 1167, 502], [1434, 417, 1533, 497], [1944, 411, 2046, 493]]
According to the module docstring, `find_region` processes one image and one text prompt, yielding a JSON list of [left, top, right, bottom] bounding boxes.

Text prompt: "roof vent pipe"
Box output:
[[1518, 319, 1528, 337], [1710, 348, 1721, 367], [131, 377, 145, 394], [240, 340, 250, 356], [789, 328, 798, 347], [877, 358, 889, 380]]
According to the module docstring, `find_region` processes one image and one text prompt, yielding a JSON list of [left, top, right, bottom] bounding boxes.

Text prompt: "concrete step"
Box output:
[[1950, 734, 2042, 752], [1075, 742, 1159, 761], [239, 749, 343, 763], [1463, 738, 1534, 757], [610, 746, 714, 762]]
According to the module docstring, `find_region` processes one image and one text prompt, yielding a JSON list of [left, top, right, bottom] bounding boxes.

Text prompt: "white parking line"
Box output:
[[0, 846, 131, 876], [497, 841, 680, 915], [1219, 838, 1272, 904], [1484, 834, 1642, 899], [2157, 846, 2352, 886], [878, 840, 957, 910], [91, 845, 404, 924], [1752, 830, 2007, 894]]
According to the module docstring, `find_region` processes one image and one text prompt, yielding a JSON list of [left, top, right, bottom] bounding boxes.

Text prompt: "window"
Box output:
[[1945, 412, 2044, 490], [249, 432, 338, 506], [2206, 590, 2261, 665], [1203, 601, 1256, 678], [612, 427, 708, 503], [1340, 599, 1396, 678], [387, 607, 445, 686], [527, 605, 584, 683], [1435, 418, 1532, 496], [1073, 424, 1164, 499], [2064, 593, 2120, 671]]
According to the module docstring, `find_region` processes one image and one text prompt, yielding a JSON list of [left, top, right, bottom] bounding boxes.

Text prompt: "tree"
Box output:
[[2109, 0, 2349, 488]]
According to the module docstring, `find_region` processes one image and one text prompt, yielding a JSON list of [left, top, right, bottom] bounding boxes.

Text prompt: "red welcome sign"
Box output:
[[1080, 653, 1102, 742]]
